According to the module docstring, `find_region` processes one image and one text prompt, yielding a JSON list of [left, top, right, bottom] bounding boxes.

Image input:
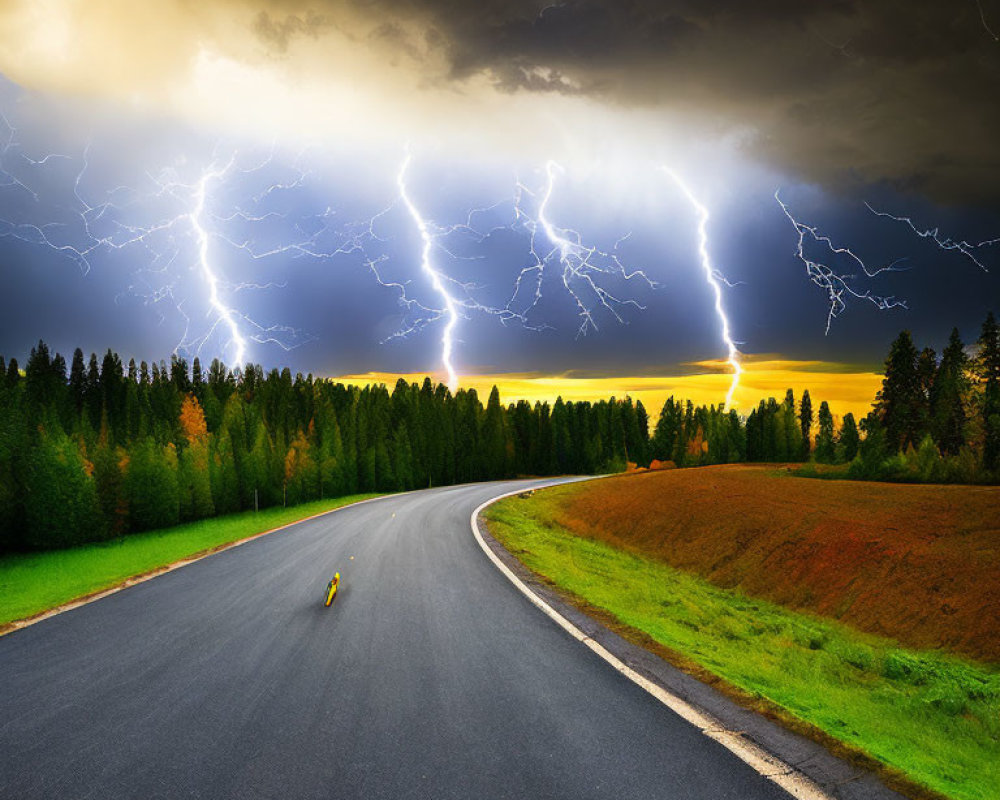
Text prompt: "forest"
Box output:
[[0, 346, 653, 551], [649, 313, 1000, 483], [0, 311, 996, 552]]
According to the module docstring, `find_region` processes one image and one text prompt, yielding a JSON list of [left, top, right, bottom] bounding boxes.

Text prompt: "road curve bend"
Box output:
[[2, 479, 798, 799]]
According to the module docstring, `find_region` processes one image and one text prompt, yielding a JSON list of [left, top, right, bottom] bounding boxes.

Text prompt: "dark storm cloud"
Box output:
[[285, 0, 1000, 203]]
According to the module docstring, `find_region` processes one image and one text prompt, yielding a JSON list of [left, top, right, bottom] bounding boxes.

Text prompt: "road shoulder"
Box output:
[[473, 486, 911, 800]]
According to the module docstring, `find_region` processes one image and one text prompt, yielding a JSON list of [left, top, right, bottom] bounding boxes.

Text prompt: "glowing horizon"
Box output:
[[331, 358, 882, 425]]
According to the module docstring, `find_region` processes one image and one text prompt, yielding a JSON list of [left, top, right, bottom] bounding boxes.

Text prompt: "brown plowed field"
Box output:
[[543, 466, 1000, 663]]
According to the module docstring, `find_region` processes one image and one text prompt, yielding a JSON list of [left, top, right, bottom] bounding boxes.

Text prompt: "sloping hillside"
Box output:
[[538, 466, 1000, 663]]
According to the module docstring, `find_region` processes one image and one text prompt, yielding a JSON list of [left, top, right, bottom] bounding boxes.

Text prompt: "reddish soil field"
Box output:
[[544, 466, 1000, 663]]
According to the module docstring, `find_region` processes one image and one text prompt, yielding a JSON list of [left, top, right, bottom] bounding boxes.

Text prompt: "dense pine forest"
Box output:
[[0, 311, 996, 552], [0, 347, 654, 551]]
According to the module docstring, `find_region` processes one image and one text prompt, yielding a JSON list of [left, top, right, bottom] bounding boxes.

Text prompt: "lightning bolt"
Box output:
[[1, 95, 753, 391], [0, 104, 337, 366], [509, 160, 656, 337], [396, 151, 461, 391], [188, 159, 247, 367], [974, 0, 1000, 41], [864, 202, 998, 272], [664, 168, 742, 409], [776, 191, 908, 334]]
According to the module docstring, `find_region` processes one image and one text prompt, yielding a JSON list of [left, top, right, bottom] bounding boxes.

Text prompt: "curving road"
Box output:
[[0, 480, 794, 799]]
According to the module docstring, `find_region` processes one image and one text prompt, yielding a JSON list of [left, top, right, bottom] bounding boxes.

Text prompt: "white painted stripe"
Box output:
[[471, 483, 834, 800]]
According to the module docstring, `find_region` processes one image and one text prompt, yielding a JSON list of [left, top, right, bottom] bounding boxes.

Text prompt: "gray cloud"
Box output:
[[318, 0, 1000, 203], [0, 0, 995, 203]]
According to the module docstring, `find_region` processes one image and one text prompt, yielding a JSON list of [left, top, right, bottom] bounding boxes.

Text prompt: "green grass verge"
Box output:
[[0, 494, 382, 625], [485, 495, 1000, 800]]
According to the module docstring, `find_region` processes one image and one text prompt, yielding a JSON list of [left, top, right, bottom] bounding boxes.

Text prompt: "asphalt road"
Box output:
[[0, 479, 794, 799]]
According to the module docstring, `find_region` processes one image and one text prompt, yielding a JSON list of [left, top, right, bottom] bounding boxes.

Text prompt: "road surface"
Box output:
[[0, 479, 794, 799]]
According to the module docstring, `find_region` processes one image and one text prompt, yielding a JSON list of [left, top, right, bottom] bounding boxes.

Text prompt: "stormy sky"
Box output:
[[0, 0, 998, 391]]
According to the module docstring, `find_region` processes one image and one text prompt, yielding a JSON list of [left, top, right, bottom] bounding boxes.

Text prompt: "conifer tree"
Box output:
[[124, 438, 179, 532], [23, 425, 102, 548], [838, 412, 860, 463], [930, 328, 969, 456], [482, 386, 507, 478], [69, 348, 87, 415], [876, 331, 926, 452], [815, 401, 835, 463], [976, 312, 1000, 470], [210, 427, 241, 514], [799, 389, 813, 459]]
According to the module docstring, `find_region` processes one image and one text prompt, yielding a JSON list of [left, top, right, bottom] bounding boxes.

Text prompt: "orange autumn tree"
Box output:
[[179, 394, 209, 443], [178, 394, 214, 520]]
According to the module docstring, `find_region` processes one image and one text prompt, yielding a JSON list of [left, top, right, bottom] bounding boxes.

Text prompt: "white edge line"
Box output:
[[472, 482, 834, 800], [3, 491, 415, 636]]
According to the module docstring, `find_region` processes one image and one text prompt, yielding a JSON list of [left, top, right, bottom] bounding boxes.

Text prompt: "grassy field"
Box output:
[[486, 487, 1000, 800], [542, 466, 1000, 663], [0, 494, 382, 626]]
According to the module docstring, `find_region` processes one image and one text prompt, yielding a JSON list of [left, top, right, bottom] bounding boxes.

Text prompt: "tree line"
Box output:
[[1, 311, 995, 551], [0, 345, 651, 551], [848, 312, 1000, 482], [648, 312, 1000, 484]]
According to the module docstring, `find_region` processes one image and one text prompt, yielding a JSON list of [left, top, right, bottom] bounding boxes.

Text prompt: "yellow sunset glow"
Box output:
[[334, 359, 883, 422]]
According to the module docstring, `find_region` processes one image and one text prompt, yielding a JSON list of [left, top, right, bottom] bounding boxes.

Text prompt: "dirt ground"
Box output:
[[545, 466, 1000, 664]]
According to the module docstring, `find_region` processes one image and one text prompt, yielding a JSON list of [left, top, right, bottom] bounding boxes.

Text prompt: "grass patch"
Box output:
[[485, 495, 1000, 800], [0, 494, 382, 626]]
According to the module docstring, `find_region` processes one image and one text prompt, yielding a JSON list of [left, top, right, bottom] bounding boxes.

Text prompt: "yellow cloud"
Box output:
[[0, 1, 727, 166]]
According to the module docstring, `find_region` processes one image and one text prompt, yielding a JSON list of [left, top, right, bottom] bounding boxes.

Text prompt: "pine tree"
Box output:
[[191, 357, 204, 401], [170, 355, 190, 393], [728, 408, 746, 462], [975, 312, 1000, 470], [815, 401, 835, 463], [248, 419, 282, 508], [314, 398, 344, 498], [24, 340, 63, 416], [652, 397, 682, 463], [782, 389, 802, 460], [838, 412, 860, 462], [745, 406, 761, 461], [635, 400, 650, 465], [929, 328, 969, 456], [482, 386, 507, 478], [390, 422, 415, 490], [69, 348, 87, 415], [551, 397, 572, 473], [124, 438, 180, 532], [0, 374, 26, 549], [210, 427, 241, 513], [93, 430, 127, 537], [622, 398, 646, 467], [85, 352, 101, 431], [876, 331, 926, 452], [799, 389, 813, 460], [24, 424, 102, 547]]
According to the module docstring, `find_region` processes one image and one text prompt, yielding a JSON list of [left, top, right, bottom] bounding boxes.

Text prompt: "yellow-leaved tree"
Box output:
[[177, 394, 214, 520]]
